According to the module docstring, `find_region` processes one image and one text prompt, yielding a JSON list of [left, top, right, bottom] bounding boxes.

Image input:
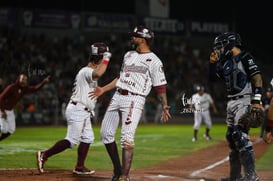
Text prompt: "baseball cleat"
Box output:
[[118, 177, 130, 181], [36, 151, 47, 174], [73, 166, 95, 175], [111, 174, 121, 181], [203, 134, 212, 141]]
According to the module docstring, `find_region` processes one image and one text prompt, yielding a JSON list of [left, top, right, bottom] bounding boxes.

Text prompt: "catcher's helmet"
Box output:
[[130, 25, 154, 44], [90, 42, 109, 62], [213, 32, 242, 60]]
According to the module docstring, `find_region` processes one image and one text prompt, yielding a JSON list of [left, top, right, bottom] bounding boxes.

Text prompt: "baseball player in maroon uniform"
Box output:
[[36, 42, 111, 175], [0, 74, 50, 141], [263, 79, 273, 144], [90, 26, 171, 181]]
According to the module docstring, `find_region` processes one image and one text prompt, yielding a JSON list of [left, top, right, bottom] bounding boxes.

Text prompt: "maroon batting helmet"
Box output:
[[130, 25, 154, 44], [90, 42, 109, 62]]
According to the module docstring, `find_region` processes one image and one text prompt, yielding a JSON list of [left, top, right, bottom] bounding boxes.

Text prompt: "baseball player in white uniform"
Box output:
[[36, 42, 111, 175], [90, 25, 171, 181], [190, 85, 217, 142]]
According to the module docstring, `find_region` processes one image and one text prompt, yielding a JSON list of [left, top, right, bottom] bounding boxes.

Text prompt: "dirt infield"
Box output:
[[0, 137, 272, 181]]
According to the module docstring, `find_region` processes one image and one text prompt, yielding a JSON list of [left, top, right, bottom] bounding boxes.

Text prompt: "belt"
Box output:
[[117, 88, 140, 96], [70, 101, 91, 112], [227, 95, 245, 101]]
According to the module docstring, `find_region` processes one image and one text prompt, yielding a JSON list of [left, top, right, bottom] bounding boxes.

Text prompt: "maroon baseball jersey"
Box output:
[[0, 76, 46, 110]]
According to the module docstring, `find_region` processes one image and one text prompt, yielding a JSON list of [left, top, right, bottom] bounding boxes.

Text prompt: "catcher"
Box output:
[[209, 32, 263, 181]]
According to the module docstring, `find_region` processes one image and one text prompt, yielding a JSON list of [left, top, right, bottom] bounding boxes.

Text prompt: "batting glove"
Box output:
[[103, 52, 112, 62]]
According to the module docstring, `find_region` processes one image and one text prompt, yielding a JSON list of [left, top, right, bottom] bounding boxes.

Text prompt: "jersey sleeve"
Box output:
[[82, 67, 94, 81], [207, 94, 213, 104], [25, 81, 46, 94], [150, 58, 167, 86], [240, 52, 261, 78]]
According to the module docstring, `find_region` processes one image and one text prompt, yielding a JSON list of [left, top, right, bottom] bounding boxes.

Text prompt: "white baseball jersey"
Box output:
[[116, 50, 167, 96], [65, 66, 97, 146], [101, 50, 167, 146], [191, 92, 214, 129], [70, 67, 97, 113], [191, 93, 213, 111]]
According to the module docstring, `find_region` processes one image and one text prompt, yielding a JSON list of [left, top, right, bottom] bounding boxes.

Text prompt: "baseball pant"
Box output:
[[65, 103, 94, 148], [0, 110, 16, 134]]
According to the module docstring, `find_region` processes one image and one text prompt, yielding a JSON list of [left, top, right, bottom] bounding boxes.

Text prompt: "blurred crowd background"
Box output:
[[0, 0, 272, 126]]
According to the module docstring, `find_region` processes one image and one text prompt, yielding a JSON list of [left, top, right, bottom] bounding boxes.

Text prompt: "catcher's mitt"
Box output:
[[239, 106, 264, 128]]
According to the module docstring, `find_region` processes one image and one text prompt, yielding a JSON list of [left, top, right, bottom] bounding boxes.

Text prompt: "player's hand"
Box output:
[[213, 108, 218, 114], [43, 75, 50, 83], [263, 130, 273, 144], [161, 105, 171, 123], [103, 52, 112, 62], [89, 86, 104, 99], [1, 110, 7, 120], [209, 51, 218, 63]]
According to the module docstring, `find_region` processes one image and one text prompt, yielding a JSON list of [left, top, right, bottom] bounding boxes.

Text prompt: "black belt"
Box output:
[[117, 88, 139, 96], [227, 95, 245, 101], [70, 101, 90, 112]]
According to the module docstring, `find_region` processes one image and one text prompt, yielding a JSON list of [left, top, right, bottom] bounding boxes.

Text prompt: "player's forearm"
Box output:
[[102, 78, 118, 93], [212, 103, 217, 112], [92, 63, 108, 79], [251, 73, 263, 104], [28, 81, 46, 92], [157, 93, 169, 108], [154, 85, 169, 107], [251, 74, 263, 87]]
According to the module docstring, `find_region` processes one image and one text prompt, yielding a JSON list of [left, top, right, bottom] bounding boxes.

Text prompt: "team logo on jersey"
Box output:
[[123, 64, 148, 74], [248, 59, 254, 65]]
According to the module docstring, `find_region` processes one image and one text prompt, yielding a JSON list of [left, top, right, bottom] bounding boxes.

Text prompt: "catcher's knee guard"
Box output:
[[232, 125, 253, 152], [226, 127, 236, 150]]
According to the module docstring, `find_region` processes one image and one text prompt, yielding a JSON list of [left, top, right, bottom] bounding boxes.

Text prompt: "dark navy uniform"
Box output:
[[210, 32, 262, 181]]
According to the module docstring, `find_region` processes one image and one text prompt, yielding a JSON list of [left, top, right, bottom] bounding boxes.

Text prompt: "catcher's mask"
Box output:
[[130, 25, 154, 45], [213, 32, 242, 61], [90, 42, 109, 63]]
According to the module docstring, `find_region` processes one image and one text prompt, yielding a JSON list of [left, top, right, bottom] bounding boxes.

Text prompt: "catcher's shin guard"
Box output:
[[232, 126, 252, 151], [229, 150, 242, 179], [240, 150, 259, 181]]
